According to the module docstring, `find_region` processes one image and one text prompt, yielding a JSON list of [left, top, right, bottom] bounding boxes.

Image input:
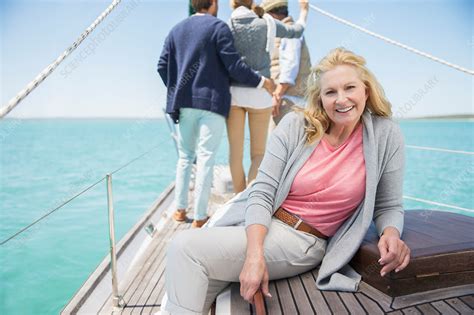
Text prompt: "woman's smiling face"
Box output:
[[320, 64, 368, 129]]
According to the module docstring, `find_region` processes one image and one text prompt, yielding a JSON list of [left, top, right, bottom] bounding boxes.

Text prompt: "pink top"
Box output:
[[280, 123, 366, 237]]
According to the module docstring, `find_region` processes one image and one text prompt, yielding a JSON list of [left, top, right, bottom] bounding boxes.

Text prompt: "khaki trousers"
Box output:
[[226, 106, 272, 193], [164, 219, 327, 314]]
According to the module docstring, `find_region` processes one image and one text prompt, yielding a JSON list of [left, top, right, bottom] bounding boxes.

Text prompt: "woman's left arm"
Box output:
[[373, 124, 410, 276]]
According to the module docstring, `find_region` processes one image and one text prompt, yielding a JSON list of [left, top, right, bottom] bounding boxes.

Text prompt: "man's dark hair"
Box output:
[[268, 6, 289, 18], [191, 0, 213, 12]]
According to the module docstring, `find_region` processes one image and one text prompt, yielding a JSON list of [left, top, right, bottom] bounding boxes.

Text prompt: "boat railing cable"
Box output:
[[308, 3, 474, 76], [403, 144, 473, 212], [403, 196, 473, 213], [0, 141, 162, 246], [0, 0, 122, 119], [406, 145, 473, 156]]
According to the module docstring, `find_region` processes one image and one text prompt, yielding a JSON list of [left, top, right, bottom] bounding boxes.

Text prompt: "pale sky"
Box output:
[[1, 0, 472, 118]]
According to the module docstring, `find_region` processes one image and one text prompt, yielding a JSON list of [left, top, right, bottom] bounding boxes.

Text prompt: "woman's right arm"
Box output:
[[239, 224, 270, 304], [275, 0, 309, 38], [240, 113, 303, 302]]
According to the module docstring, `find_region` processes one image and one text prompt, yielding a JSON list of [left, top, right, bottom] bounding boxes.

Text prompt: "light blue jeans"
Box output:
[[175, 108, 225, 220]]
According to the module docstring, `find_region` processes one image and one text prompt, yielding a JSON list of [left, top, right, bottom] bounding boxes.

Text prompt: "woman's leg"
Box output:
[[226, 106, 247, 193], [247, 107, 272, 184], [164, 219, 326, 314], [165, 226, 246, 314]]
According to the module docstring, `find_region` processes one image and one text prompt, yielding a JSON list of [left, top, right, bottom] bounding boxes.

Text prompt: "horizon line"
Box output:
[[2, 113, 473, 120]]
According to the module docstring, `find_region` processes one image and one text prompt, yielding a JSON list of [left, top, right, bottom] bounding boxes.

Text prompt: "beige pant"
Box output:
[[164, 219, 327, 314], [226, 106, 272, 193]]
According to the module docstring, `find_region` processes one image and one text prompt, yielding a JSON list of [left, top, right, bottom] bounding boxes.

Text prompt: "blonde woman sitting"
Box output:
[[161, 48, 410, 315]]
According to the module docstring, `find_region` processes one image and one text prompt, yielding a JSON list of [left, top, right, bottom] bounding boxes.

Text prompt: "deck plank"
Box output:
[[127, 244, 167, 314], [288, 276, 314, 314], [140, 306, 155, 315], [357, 282, 393, 313], [459, 295, 474, 309], [430, 301, 459, 315], [354, 292, 384, 315], [123, 237, 168, 314], [339, 291, 367, 315], [392, 285, 474, 309], [230, 283, 250, 315], [148, 271, 167, 314], [386, 311, 403, 315], [322, 291, 349, 315], [309, 270, 348, 315], [100, 223, 177, 314], [445, 298, 474, 314], [401, 307, 422, 314], [149, 223, 190, 315], [275, 278, 298, 314], [300, 271, 331, 315], [120, 224, 178, 314], [415, 303, 440, 315], [266, 281, 282, 315]]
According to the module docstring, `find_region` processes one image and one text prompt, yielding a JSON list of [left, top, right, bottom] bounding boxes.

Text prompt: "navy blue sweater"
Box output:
[[158, 15, 262, 122]]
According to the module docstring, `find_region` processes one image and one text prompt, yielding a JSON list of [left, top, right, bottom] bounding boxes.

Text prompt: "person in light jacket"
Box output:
[[161, 48, 411, 315], [226, 0, 309, 193]]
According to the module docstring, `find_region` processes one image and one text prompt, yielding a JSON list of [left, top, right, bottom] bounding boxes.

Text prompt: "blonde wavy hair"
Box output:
[[230, 0, 265, 17], [302, 47, 392, 144]]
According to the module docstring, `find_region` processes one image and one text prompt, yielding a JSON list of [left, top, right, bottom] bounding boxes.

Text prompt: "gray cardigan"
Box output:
[[230, 16, 304, 78], [208, 111, 405, 292]]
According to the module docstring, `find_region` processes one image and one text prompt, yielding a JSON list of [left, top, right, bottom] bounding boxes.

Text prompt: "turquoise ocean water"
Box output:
[[0, 119, 473, 314]]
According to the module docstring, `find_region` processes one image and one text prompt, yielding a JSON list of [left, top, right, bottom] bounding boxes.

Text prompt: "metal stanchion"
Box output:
[[106, 174, 124, 308]]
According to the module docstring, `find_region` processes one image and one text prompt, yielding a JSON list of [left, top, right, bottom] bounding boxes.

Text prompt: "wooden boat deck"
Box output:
[[230, 275, 474, 315], [94, 187, 473, 315], [62, 183, 473, 314], [99, 219, 187, 314]]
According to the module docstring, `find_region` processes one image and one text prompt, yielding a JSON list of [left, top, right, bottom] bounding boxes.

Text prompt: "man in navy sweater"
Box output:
[[158, 0, 274, 228]]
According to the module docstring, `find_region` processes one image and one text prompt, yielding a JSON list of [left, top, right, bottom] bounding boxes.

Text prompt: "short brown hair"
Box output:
[[191, 0, 212, 12]]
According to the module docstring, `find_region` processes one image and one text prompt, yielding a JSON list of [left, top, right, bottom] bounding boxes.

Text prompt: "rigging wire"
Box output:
[[0, 0, 122, 118], [309, 3, 474, 75], [0, 141, 163, 246]]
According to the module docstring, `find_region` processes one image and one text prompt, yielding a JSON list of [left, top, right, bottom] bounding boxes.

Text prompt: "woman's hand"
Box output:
[[299, 0, 309, 11], [377, 227, 410, 277], [239, 253, 270, 304], [240, 224, 271, 304], [263, 77, 276, 96], [272, 93, 282, 117]]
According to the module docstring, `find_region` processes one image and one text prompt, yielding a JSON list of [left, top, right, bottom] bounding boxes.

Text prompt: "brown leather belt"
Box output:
[[273, 207, 328, 240]]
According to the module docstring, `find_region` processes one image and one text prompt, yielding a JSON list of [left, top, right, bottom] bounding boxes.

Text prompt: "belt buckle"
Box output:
[[293, 218, 303, 230]]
